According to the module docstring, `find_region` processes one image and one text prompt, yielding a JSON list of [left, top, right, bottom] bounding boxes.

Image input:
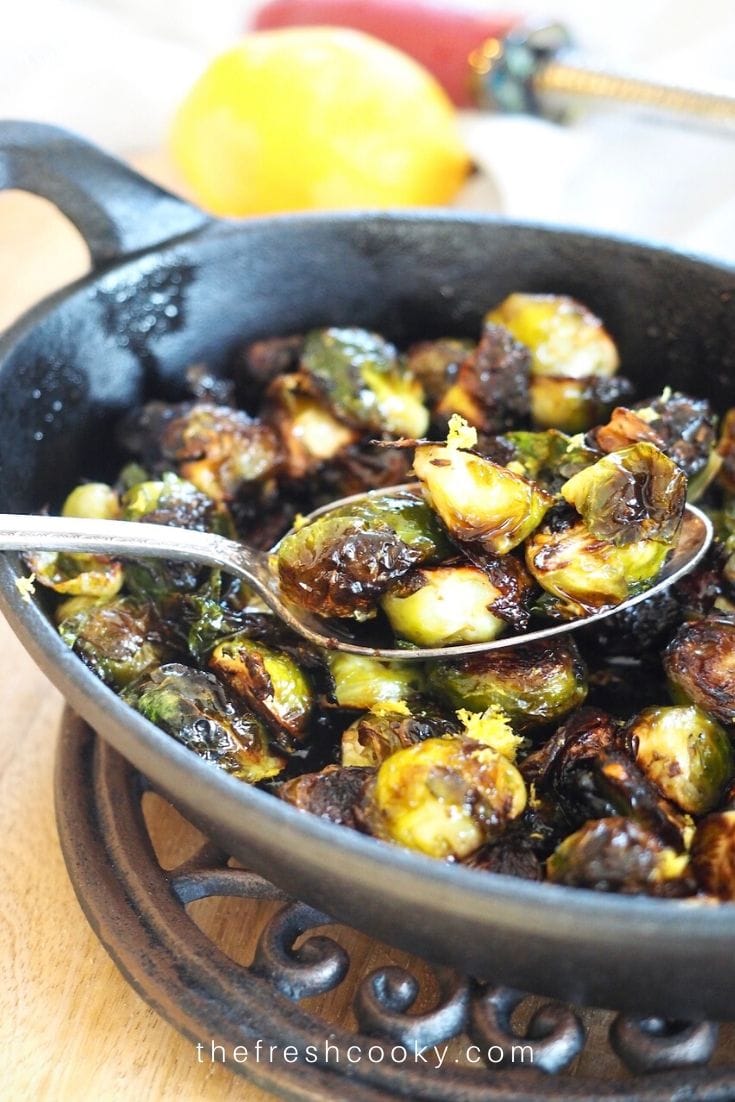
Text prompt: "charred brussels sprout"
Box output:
[[413, 443, 552, 555], [327, 653, 424, 710], [122, 663, 285, 781], [486, 293, 619, 379], [436, 322, 530, 433], [276, 490, 450, 618], [529, 375, 633, 434], [27, 550, 123, 599], [405, 338, 472, 405], [381, 565, 510, 647], [121, 473, 230, 599], [209, 633, 313, 742], [546, 817, 692, 896], [664, 617, 735, 726], [629, 705, 733, 815], [158, 402, 282, 505], [278, 764, 373, 827], [301, 328, 429, 438], [560, 443, 686, 545], [58, 597, 174, 689], [691, 811, 735, 899], [431, 638, 587, 731], [525, 517, 669, 620], [341, 702, 461, 767], [718, 408, 735, 494], [265, 373, 357, 479], [360, 736, 527, 859]]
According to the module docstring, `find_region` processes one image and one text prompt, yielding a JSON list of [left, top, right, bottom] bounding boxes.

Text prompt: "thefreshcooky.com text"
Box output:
[[195, 1038, 534, 1070]]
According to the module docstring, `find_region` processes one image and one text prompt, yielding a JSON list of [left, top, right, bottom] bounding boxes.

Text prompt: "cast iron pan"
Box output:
[[2, 121, 735, 1020]]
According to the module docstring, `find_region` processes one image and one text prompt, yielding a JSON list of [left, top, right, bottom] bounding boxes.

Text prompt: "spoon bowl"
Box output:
[[0, 484, 712, 660]]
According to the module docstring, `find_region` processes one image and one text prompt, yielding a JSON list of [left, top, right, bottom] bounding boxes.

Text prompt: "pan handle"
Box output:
[[0, 120, 210, 268]]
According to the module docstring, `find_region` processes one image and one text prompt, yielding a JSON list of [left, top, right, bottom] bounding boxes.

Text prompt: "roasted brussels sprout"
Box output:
[[61, 481, 121, 520], [278, 764, 373, 827], [58, 596, 175, 690], [341, 702, 461, 767], [431, 638, 587, 731], [560, 443, 686, 545], [413, 442, 553, 555], [405, 338, 471, 405], [121, 473, 230, 599], [301, 327, 429, 438], [381, 564, 510, 646], [327, 653, 424, 710], [546, 817, 692, 896], [718, 408, 735, 494], [529, 374, 634, 434], [158, 402, 282, 504], [629, 705, 733, 815], [276, 490, 450, 618], [525, 517, 669, 620], [486, 293, 620, 379], [209, 632, 314, 742], [233, 333, 304, 408], [435, 322, 530, 433], [265, 372, 357, 479], [595, 393, 719, 497], [501, 429, 599, 491], [521, 708, 689, 848], [360, 736, 527, 859], [26, 550, 124, 599], [664, 616, 735, 726], [465, 832, 543, 881], [691, 811, 735, 899], [122, 663, 285, 781]]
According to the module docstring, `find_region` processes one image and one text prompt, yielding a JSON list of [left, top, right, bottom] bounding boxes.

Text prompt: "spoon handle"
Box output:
[[0, 513, 277, 602]]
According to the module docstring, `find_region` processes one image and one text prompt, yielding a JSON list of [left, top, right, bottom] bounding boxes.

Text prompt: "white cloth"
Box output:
[[1, 0, 734, 261]]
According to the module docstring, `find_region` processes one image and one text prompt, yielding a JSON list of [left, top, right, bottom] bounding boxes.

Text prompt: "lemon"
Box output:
[[170, 28, 470, 215]]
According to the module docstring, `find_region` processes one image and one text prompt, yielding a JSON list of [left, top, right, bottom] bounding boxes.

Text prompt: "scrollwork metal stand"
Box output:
[[55, 710, 735, 1101]]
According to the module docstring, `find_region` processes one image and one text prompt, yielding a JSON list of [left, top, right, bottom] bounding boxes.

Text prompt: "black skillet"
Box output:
[[1, 121, 734, 1020]]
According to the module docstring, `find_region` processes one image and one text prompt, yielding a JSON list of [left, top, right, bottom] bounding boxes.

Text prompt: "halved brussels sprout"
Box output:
[[431, 638, 587, 731], [691, 811, 735, 900], [530, 375, 634, 434], [235, 333, 304, 407], [121, 473, 231, 599], [341, 702, 461, 767], [435, 322, 530, 433], [327, 653, 424, 710], [664, 617, 735, 726], [122, 662, 285, 782], [405, 338, 472, 405], [209, 632, 313, 742], [61, 482, 121, 520], [58, 596, 174, 690], [525, 517, 669, 620], [26, 550, 124, 599], [486, 293, 619, 379], [628, 705, 733, 815], [360, 736, 527, 859], [158, 402, 282, 504], [596, 393, 719, 496], [413, 444, 553, 555], [301, 327, 429, 438], [560, 443, 686, 545], [546, 817, 692, 896], [276, 490, 451, 619], [265, 373, 357, 479], [381, 565, 509, 647], [278, 764, 373, 827]]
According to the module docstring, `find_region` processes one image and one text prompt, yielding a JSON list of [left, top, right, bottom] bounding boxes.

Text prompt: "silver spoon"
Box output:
[[0, 485, 712, 660]]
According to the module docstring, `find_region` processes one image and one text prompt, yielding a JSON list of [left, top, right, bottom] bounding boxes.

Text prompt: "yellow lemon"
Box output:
[[170, 28, 470, 215]]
